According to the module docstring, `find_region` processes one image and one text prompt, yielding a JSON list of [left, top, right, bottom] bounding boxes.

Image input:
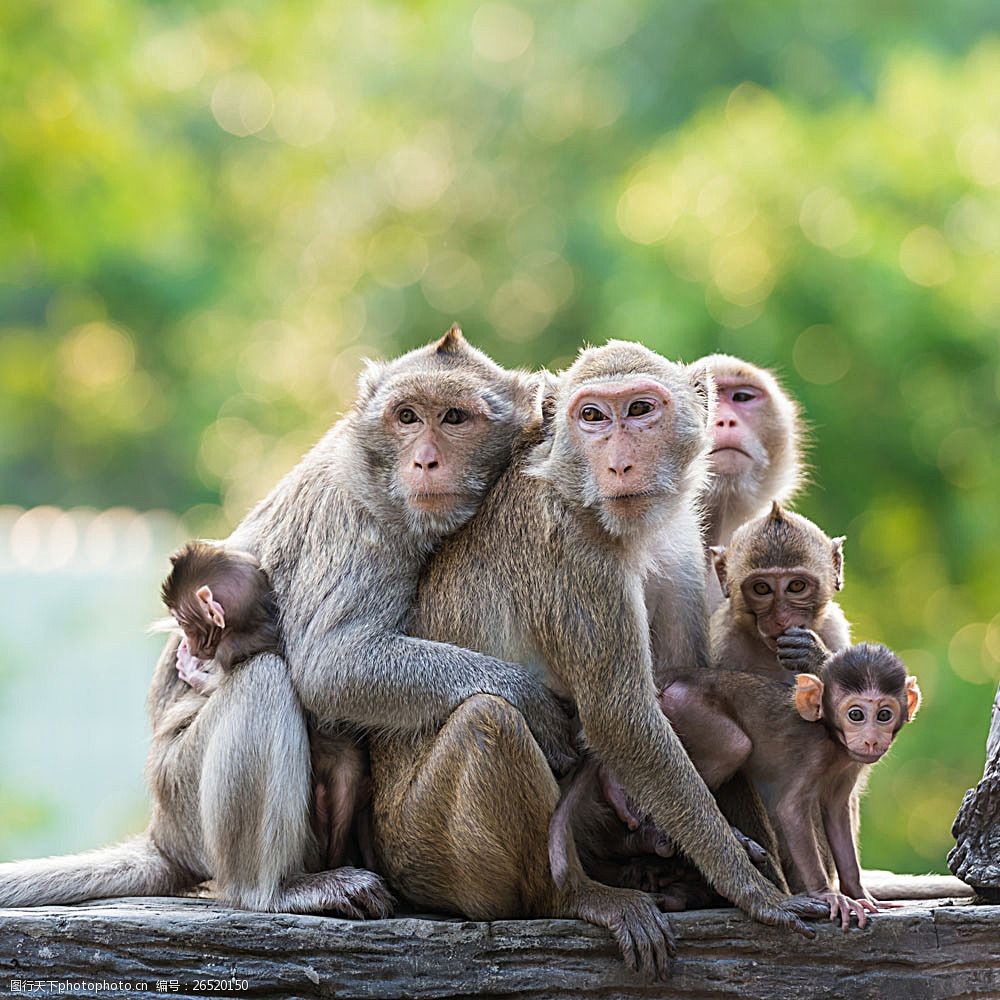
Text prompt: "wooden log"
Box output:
[[950, 682, 1000, 901], [1, 895, 997, 999]]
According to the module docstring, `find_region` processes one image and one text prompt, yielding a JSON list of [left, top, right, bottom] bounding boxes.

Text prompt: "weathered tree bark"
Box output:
[[1, 896, 998, 1000], [950, 682, 1000, 902]]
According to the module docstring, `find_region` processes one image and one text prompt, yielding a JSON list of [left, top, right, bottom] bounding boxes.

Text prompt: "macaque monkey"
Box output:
[[160, 541, 370, 870], [660, 643, 921, 927], [709, 501, 850, 684], [158, 541, 282, 694], [699, 354, 804, 549], [0, 327, 573, 920], [371, 341, 827, 983]]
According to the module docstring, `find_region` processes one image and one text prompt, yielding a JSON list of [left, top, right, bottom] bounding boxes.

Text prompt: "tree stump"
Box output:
[[949, 682, 1000, 902]]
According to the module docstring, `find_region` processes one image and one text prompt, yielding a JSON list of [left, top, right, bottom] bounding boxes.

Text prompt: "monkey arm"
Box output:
[[821, 773, 869, 901], [291, 629, 576, 774], [546, 601, 819, 931]]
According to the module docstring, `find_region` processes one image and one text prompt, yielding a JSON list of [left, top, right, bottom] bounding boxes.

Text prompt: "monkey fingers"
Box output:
[[748, 892, 835, 938], [776, 628, 830, 673], [576, 882, 676, 982], [283, 868, 395, 920], [810, 889, 876, 931], [730, 825, 769, 869]]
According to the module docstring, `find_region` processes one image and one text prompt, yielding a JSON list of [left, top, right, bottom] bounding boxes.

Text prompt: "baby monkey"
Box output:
[[160, 541, 369, 870], [662, 642, 921, 928], [160, 541, 282, 693]]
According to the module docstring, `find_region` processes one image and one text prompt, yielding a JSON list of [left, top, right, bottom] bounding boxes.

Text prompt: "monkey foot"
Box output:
[[574, 880, 676, 982], [282, 868, 395, 920], [809, 889, 878, 931]]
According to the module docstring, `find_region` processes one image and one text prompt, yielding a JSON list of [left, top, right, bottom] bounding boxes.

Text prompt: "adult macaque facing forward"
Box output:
[[372, 341, 826, 982], [0, 327, 574, 916]]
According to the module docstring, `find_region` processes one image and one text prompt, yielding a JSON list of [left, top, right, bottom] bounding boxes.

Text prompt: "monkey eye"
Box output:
[[847, 708, 865, 723], [876, 708, 894, 723], [442, 408, 468, 425], [398, 407, 420, 425], [627, 400, 655, 417], [580, 405, 608, 423], [752, 581, 772, 596], [787, 579, 807, 594], [731, 388, 758, 403]]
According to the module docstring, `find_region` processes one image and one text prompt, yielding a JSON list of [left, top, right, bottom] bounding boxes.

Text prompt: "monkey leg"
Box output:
[[373, 695, 676, 980], [196, 654, 393, 918], [373, 693, 563, 918], [659, 681, 751, 789]]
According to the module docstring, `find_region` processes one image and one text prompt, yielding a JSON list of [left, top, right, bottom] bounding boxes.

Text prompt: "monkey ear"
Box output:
[[435, 323, 466, 354], [196, 585, 226, 629], [709, 546, 730, 598], [831, 536, 846, 591], [355, 358, 386, 405], [686, 362, 716, 426], [904, 675, 922, 721], [793, 673, 824, 722]]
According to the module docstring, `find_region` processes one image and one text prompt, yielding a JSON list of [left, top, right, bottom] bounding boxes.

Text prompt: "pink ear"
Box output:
[[196, 585, 226, 628]]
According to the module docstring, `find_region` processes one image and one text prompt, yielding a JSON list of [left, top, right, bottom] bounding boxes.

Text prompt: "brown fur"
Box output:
[[659, 644, 920, 927], [0, 328, 571, 919], [161, 542, 282, 674], [371, 341, 827, 982]]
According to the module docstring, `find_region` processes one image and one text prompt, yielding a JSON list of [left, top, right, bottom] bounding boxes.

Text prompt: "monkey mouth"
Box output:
[[408, 491, 466, 509], [847, 750, 884, 764], [600, 491, 659, 503], [710, 446, 752, 459]]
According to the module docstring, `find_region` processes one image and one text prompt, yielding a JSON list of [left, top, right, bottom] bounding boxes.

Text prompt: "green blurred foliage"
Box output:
[[2, 0, 999, 873]]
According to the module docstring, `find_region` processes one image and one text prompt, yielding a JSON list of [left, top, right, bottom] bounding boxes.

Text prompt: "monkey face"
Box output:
[[710, 376, 771, 479], [830, 688, 906, 763], [385, 391, 496, 521], [740, 568, 821, 647], [352, 327, 541, 535], [567, 377, 676, 514]]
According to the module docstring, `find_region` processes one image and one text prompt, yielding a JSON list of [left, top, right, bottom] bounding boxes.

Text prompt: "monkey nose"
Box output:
[[608, 462, 634, 478], [413, 443, 440, 471]]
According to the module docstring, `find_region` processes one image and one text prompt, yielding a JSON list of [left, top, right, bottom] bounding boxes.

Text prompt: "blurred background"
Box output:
[[2, 0, 999, 874]]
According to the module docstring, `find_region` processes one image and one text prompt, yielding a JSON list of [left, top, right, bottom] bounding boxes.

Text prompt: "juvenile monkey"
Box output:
[[709, 501, 850, 685], [160, 541, 370, 870], [159, 541, 282, 694], [659, 644, 921, 927], [372, 341, 827, 983], [0, 327, 572, 919]]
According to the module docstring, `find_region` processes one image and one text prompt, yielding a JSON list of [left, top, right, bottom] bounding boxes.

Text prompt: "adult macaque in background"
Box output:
[[660, 643, 921, 927], [697, 354, 804, 611], [372, 341, 827, 983], [0, 327, 574, 918]]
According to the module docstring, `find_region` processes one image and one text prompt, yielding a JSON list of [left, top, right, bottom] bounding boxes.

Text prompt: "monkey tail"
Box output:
[[0, 834, 192, 908]]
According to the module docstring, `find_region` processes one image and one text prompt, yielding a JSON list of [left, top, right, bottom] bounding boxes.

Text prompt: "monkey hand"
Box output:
[[742, 889, 832, 938], [729, 825, 770, 870], [574, 880, 676, 982], [809, 888, 878, 931], [176, 638, 215, 694], [511, 679, 578, 776], [776, 627, 831, 673]]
